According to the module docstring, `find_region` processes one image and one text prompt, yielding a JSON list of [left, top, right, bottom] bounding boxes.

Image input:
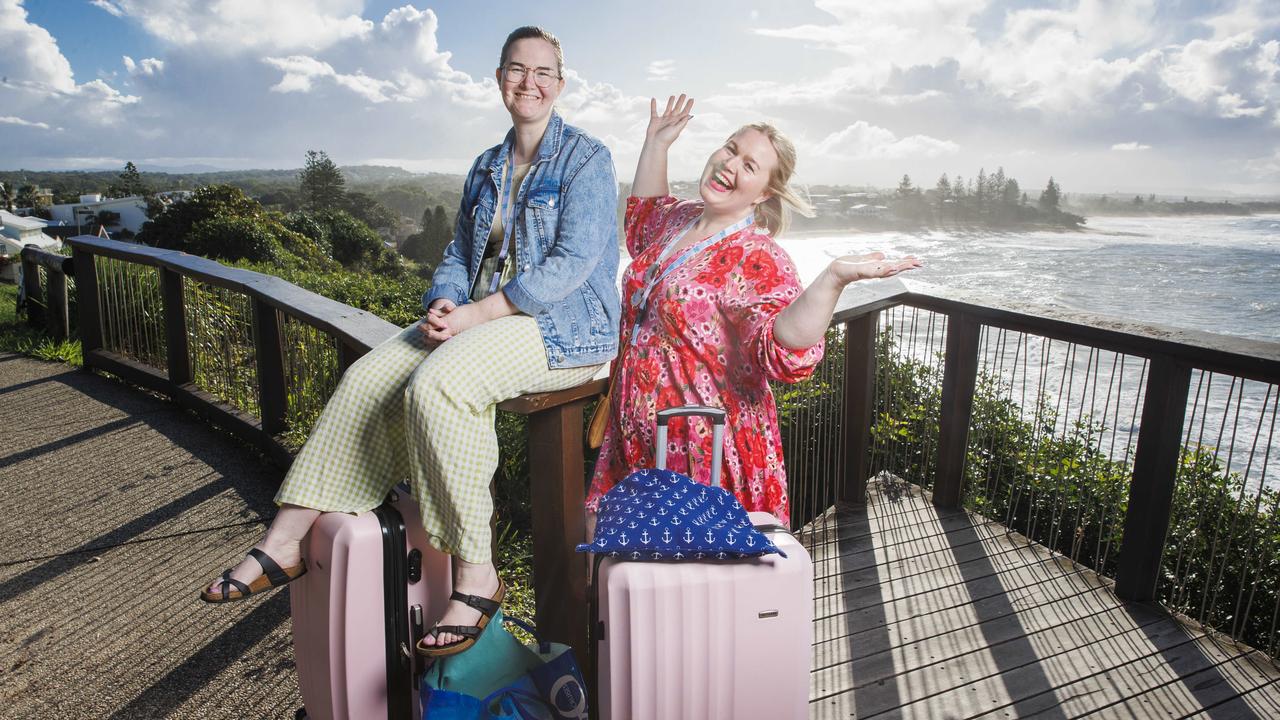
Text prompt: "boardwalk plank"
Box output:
[[807, 485, 1280, 719]]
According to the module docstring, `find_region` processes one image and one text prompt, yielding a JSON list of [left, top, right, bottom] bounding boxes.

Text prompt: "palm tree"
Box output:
[[0, 182, 15, 212]]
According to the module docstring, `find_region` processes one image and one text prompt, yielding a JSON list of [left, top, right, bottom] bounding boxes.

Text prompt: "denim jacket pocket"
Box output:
[[525, 183, 560, 254]]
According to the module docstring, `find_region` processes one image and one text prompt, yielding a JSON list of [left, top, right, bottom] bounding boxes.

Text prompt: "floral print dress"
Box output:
[[587, 195, 825, 525]]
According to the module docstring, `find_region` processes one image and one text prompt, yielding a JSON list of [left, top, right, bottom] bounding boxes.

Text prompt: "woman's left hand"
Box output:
[[828, 251, 921, 286], [433, 302, 487, 338]]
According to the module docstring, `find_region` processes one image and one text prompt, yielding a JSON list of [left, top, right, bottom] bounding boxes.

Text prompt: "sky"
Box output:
[[1, 0, 1278, 196]]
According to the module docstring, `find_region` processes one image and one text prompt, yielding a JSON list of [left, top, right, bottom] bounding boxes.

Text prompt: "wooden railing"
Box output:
[[60, 235, 605, 666], [37, 235, 1280, 664], [827, 282, 1280, 604], [68, 235, 397, 465], [19, 245, 74, 340]]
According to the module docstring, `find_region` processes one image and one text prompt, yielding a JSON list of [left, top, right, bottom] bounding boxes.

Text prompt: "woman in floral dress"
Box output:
[[587, 94, 920, 525]]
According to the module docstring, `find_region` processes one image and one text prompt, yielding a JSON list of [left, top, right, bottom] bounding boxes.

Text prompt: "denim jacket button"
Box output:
[[548, 198, 556, 208]]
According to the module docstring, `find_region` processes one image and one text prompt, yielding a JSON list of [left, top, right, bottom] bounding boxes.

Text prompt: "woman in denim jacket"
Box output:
[[202, 26, 619, 658]]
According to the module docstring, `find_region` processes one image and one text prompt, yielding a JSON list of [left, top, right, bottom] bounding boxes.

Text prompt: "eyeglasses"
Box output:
[[502, 63, 561, 88]]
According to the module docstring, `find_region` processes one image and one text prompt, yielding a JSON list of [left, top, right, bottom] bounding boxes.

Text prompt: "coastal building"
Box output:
[[0, 210, 62, 282], [848, 203, 889, 218], [49, 194, 148, 236]]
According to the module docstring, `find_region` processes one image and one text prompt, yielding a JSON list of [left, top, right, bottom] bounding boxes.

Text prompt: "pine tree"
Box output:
[[108, 161, 148, 198], [992, 167, 1007, 202], [299, 150, 346, 211], [935, 173, 952, 199], [1038, 177, 1061, 212], [896, 174, 915, 197]]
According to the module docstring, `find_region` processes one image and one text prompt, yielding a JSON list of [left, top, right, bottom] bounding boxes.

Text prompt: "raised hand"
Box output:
[[645, 94, 694, 148], [828, 251, 922, 286]]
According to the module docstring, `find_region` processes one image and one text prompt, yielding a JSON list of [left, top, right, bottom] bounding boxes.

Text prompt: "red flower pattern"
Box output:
[[588, 196, 826, 524]]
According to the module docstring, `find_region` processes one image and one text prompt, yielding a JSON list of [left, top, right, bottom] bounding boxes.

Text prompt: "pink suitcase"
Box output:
[[592, 407, 813, 720], [291, 486, 452, 720]]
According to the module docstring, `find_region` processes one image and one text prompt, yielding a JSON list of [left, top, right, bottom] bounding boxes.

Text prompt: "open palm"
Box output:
[[829, 252, 922, 285], [646, 94, 694, 146]]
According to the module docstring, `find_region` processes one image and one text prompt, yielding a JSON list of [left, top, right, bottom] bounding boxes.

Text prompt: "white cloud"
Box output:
[[1112, 142, 1152, 151], [0, 0, 137, 125], [647, 59, 675, 82], [101, 0, 372, 54], [0, 114, 52, 130], [814, 121, 959, 160], [257, 7, 493, 107], [122, 55, 163, 77], [90, 0, 123, 17], [1243, 149, 1280, 181]]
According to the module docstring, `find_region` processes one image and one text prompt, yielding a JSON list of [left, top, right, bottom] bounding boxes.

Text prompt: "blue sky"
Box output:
[[3, 0, 1278, 195]]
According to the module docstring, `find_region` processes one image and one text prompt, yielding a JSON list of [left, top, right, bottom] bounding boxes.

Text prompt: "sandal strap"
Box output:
[[248, 547, 290, 586], [218, 574, 252, 600], [448, 589, 501, 618], [428, 625, 481, 640]]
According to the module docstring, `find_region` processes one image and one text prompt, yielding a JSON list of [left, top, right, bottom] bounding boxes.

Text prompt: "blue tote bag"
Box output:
[[420, 613, 587, 720]]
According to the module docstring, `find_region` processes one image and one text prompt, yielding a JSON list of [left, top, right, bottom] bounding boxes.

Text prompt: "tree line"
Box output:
[[890, 168, 1083, 228]]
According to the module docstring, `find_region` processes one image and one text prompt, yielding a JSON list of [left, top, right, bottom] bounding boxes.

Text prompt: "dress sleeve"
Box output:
[[624, 195, 682, 258], [722, 237, 825, 383]]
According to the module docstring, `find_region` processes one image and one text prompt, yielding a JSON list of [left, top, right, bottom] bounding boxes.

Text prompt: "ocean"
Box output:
[[775, 213, 1280, 491]]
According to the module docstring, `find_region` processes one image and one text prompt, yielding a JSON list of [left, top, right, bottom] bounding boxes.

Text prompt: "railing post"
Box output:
[[21, 255, 44, 329], [933, 312, 981, 509], [841, 312, 879, 506], [1116, 356, 1192, 601], [526, 400, 591, 685], [338, 341, 363, 374], [161, 269, 191, 385], [251, 298, 287, 436], [45, 263, 69, 340], [70, 247, 103, 357]]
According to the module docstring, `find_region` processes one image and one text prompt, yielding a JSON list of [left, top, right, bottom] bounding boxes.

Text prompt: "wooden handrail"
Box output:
[[67, 236, 400, 353]]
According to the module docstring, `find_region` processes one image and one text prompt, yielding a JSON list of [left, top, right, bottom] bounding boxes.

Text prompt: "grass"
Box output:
[[0, 282, 83, 364]]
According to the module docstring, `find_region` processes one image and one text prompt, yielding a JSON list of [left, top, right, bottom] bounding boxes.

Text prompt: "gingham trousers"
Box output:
[[275, 314, 601, 562]]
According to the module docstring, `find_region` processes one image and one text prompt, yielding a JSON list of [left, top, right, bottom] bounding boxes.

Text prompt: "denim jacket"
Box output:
[[423, 111, 620, 369]]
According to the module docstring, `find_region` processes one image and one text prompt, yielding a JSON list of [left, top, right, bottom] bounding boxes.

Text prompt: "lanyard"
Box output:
[[488, 153, 521, 296], [627, 213, 754, 345]]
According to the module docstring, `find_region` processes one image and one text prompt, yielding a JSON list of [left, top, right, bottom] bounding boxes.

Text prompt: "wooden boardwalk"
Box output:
[[4, 353, 1280, 718], [805, 477, 1280, 719]]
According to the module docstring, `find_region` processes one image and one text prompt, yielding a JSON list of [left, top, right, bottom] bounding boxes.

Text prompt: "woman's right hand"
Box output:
[[420, 298, 457, 345], [645, 94, 694, 148]]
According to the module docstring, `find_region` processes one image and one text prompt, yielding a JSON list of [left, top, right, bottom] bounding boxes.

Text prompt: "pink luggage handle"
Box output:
[[655, 406, 726, 488]]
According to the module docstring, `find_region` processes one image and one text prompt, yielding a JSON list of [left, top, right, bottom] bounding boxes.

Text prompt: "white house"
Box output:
[[49, 194, 150, 236], [0, 210, 62, 282]]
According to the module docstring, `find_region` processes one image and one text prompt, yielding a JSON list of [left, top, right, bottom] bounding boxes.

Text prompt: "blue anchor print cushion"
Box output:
[[576, 468, 787, 560]]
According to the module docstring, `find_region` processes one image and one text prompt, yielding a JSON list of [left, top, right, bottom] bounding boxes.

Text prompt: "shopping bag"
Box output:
[[421, 613, 587, 720], [421, 610, 541, 700]]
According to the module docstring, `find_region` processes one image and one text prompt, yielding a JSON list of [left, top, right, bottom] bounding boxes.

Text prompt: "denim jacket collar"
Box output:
[[485, 110, 565, 175]]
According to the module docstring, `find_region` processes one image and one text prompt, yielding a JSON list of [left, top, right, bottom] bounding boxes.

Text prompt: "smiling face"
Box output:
[[698, 128, 780, 219], [495, 37, 564, 126]]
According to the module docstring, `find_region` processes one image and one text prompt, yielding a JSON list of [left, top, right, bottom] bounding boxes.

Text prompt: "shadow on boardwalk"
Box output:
[[0, 353, 300, 719]]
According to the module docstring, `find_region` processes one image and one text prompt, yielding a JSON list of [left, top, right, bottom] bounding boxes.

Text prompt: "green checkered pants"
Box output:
[[275, 314, 601, 562]]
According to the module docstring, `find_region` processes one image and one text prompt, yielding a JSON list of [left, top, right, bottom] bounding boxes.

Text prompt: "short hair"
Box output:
[[499, 26, 564, 77]]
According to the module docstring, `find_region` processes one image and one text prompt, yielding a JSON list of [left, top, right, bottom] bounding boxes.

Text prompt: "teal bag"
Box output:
[[421, 610, 542, 700], [420, 613, 588, 720]]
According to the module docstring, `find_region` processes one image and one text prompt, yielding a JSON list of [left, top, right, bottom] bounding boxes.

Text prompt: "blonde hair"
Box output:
[[731, 123, 814, 236]]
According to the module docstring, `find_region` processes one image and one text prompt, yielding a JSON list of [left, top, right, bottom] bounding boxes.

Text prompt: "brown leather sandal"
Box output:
[[200, 547, 307, 603], [416, 578, 507, 657]]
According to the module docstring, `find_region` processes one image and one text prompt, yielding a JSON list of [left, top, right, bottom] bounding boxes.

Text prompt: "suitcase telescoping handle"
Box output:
[[655, 405, 726, 488]]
